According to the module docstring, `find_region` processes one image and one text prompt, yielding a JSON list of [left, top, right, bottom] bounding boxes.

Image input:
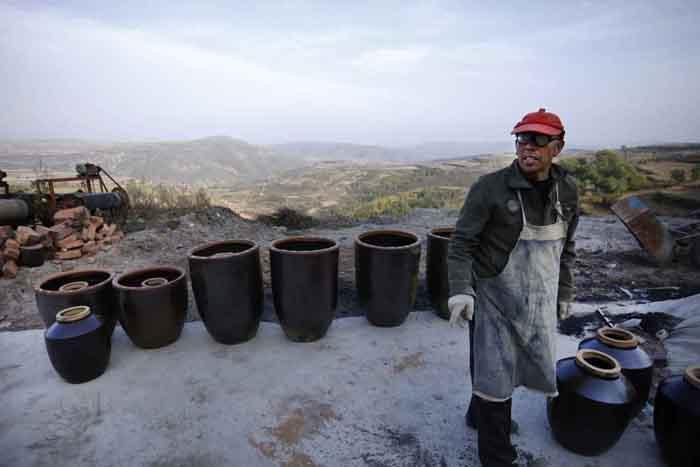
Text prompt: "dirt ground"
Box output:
[[1, 206, 700, 333]]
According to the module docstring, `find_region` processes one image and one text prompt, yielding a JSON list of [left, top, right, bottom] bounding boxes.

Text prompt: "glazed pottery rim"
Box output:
[[141, 277, 169, 287], [355, 229, 420, 250], [188, 239, 258, 260], [596, 327, 639, 349], [113, 266, 185, 291], [20, 243, 44, 251], [35, 269, 114, 296], [685, 365, 700, 389], [55, 305, 91, 323], [427, 226, 455, 240], [575, 349, 621, 380], [270, 236, 339, 255], [59, 281, 90, 292]]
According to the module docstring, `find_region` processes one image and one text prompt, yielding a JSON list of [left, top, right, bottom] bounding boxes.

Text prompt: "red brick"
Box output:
[[2, 260, 18, 278], [15, 226, 41, 246], [53, 206, 89, 223], [55, 249, 82, 260], [3, 246, 20, 261]]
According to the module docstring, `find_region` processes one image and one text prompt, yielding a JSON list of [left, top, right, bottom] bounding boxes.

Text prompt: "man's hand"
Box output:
[[558, 301, 571, 320], [448, 295, 475, 327]]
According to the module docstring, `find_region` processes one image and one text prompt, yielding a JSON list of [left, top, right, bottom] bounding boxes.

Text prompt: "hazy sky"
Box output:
[[1, 1, 699, 147]]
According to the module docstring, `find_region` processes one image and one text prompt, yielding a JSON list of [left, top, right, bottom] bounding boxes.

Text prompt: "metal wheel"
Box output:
[[110, 187, 130, 224]]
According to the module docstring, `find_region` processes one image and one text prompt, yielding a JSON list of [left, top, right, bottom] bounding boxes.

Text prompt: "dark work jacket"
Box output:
[[447, 160, 579, 302]]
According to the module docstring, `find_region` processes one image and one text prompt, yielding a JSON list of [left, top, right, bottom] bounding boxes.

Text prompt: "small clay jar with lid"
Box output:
[[579, 327, 653, 415], [653, 364, 700, 467], [547, 349, 638, 456], [44, 305, 111, 384]]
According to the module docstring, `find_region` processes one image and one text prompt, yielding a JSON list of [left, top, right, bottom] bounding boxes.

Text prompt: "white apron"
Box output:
[[472, 184, 567, 401]]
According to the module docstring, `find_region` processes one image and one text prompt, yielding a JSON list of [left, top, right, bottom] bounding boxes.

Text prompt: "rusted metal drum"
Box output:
[[45, 305, 111, 383], [114, 266, 187, 349], [579, 327, 653, 416], [35, 269, 117, 335], [426, 227, 454, 320], [654, 365, 700, 467], [547, 350, 637, 456], [611, 196, 675, 264], [189, 240, 263, 345], [20, 243, 46, 268], [355, 230, 421, 327], [270, 237, 338, 342]]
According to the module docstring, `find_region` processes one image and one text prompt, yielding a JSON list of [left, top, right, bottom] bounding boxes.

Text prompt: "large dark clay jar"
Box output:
[[114, 266, 187, 349], [270, 237, 338, 342], [189, 240, 263, 345], [654, 365, 700, 467], [547, 349, 638, 456], [355, 230, 421, 327], [20, 243, 46, 268], [579, 327, 653, 416], [45, 306, 111, 383], [35, 269, 117, 335], [426, 227, 454, 320]]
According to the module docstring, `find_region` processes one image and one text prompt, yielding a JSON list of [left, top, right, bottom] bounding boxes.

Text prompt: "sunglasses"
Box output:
[[515, 132, 561, 147]]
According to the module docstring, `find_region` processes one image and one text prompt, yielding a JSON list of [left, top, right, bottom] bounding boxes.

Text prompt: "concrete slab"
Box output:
[[0, 313, 666, 467]]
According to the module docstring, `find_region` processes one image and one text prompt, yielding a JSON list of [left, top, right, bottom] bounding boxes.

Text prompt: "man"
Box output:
[[447, 108, 579, 467]]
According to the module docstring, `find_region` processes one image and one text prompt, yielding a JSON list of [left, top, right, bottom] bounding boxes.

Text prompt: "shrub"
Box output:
[[125, 179, 211, 212], [691, 167, 700, 181], [258, 207, 315, 229], [671, 169, 686, 183]]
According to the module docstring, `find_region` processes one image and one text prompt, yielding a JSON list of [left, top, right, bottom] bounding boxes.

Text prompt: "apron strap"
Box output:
[[516, 190, 527, 226]]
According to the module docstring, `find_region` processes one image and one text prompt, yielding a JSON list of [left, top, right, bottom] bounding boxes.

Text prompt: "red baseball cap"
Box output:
[[511, 108, 564, 136]]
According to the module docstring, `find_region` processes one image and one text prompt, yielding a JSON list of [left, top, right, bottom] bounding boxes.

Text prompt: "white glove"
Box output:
[[558, 301, 571, 320], [448, 295, 475, 327]]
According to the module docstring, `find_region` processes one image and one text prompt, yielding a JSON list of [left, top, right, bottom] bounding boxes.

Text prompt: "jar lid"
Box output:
[[58, 281, 89, 292], [685, 365, 700, 389], [55, 305, 91, 323], [575, 349, 621, 379], [596, 327, 639, 349], [141, 277, 168, 288]]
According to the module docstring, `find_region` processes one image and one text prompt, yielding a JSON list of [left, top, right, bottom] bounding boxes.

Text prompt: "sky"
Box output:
[[1, 0, 699, 147]]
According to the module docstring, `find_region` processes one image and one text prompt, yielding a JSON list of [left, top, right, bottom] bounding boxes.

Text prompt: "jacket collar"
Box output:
[[506, 160, 566, 189]]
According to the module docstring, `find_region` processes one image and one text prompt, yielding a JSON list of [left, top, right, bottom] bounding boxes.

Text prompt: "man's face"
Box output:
[[515, 132, 563, 181]]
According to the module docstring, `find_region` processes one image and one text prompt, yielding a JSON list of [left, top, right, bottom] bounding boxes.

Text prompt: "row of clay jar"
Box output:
[[36, 229, 454, 382], [548, 327, 699, 467], [36, 228, 699, 467]]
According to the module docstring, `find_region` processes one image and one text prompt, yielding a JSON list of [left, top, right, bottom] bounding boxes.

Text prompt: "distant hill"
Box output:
[[0, 136, 302, 185], [269, 141, 514, 162]]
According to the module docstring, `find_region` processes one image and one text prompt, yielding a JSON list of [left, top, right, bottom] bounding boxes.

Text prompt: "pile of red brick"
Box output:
[[0, 206, 124, 279]]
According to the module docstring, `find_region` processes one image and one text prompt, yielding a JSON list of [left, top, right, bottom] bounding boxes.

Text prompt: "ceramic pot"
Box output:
[[114, 266, 187, 349], [35, 269, 117, 335], [426, 227, 454, 320], [270, 237, 338, 342], [579, 327, 653, 416], [189, 240, 263, 345], [653, 365, 700, 467], [547, 349, 638, 456], [355, 230, 421, 327], [19, 243, 46, 268], [45, 306, 111, 383]]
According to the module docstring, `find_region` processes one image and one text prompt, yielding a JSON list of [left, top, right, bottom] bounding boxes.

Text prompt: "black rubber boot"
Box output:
[[475, 396, 517, 467]]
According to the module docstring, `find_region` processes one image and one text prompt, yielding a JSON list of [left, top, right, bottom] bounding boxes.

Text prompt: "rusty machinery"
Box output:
[[0, 164, 130, 226], [612, 196, 700, 268]]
